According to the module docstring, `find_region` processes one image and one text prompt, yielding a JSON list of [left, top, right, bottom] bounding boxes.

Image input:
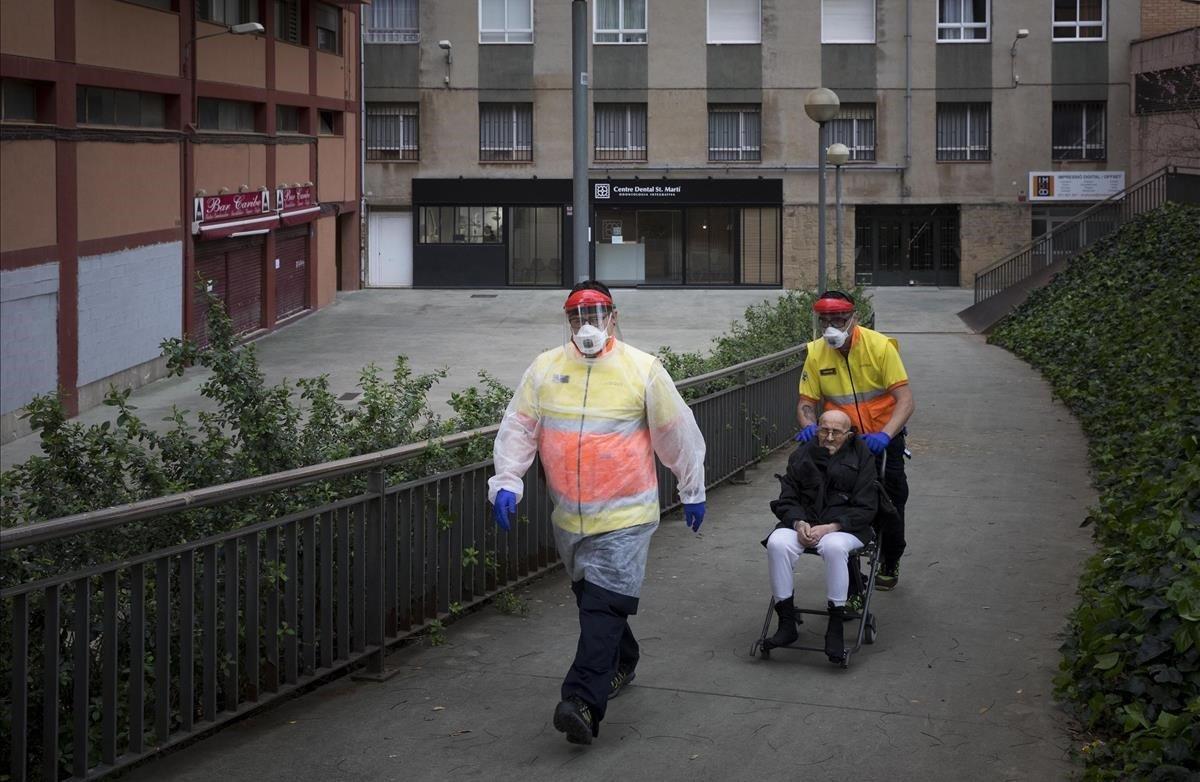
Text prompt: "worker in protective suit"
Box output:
[[488, 280, 707, 746]]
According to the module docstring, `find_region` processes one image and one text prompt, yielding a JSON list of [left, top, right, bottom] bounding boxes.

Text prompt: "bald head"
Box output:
[[817, 410, 853, 453]]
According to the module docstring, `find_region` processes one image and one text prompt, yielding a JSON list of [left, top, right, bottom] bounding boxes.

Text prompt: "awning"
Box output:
[[279, 206, 322, 227], [196, 213, 280, 240]]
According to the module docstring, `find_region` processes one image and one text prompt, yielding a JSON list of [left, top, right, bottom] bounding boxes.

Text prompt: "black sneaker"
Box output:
[[609, 667, 636, 700], [553, 697, 594, 745], [875, 562, 900, 591], [843, 593, 865, 619]]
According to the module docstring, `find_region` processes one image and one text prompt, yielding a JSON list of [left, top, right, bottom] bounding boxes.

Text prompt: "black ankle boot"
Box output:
[[766, 596, 800, 648], [824, 601, 846, 664]]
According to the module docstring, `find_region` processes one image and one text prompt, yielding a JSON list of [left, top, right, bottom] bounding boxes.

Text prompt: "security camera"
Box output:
[[438, 40, 452, 50]]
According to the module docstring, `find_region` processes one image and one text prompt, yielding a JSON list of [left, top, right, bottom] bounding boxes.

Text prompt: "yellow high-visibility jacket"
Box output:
[[488, 340, 706, 536], [799, 326, 909, 435]]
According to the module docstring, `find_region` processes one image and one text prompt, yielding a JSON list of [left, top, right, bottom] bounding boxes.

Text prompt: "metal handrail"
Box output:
[[0, 344, 807, 551], [972, 165, 1195, 304]]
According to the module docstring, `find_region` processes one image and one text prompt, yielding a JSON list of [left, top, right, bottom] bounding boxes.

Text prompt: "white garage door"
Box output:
[[368, 210, 413, 287]]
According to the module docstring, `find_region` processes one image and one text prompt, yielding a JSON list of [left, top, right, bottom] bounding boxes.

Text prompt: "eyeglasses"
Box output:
[[817, 315, 853, 329], [818, 427, 850, 438]]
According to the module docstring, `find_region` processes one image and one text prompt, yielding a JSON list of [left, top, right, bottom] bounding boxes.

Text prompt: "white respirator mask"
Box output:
[[572, 324, 608, 356], [823, 325, 850, 348]]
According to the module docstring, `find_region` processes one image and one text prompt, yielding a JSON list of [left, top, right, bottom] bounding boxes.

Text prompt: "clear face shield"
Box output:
[[564, 303, 619, 357]]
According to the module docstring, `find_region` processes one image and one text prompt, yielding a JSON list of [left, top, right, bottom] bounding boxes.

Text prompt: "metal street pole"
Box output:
[[572, 0, 589, 283], [834, 161, 843, 285], [817, 122, 827, 294]]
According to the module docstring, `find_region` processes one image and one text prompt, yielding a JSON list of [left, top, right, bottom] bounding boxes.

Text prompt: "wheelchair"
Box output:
[[749, 505, 887, 669]]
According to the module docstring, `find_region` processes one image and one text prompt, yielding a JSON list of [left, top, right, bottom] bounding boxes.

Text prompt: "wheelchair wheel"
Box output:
[[864, 613, 877, 645]]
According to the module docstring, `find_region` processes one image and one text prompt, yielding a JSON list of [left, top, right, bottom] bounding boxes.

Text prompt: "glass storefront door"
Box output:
[[509, 206, 562, 285], [637, 210, 682, 284], [686, 207, 736, 284]]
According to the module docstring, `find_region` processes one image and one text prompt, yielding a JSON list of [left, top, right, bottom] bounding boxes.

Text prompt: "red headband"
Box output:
[[813, 297, 855, 315], [564, 289, 614, 310]]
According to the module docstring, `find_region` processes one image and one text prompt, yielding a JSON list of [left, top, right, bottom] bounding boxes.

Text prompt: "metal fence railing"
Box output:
[[972, 166, 1197, 305], [1, 344, 806, 781]]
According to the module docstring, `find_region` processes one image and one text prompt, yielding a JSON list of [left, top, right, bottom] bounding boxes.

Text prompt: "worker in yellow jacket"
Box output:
[[797, 290, 914, 591], [488, 280, 707, 746]]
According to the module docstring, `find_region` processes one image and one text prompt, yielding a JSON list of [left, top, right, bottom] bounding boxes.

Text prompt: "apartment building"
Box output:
[[361, 0, 1141, 291], [0, 0, 363, 441], [1129, 3, 1199, 180]]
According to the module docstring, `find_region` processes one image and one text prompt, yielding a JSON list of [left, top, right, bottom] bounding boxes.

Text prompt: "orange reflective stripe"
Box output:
[[538, 428, 656, 505], [825, 394, 896, 434]]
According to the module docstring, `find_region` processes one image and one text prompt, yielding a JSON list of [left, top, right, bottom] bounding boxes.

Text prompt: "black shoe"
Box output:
[[553, 697, 594, 745], [765, 596, 800, 649], [824, 602, 846, 665], [876, 562, 900, 591], [609, 666, 636, 700]]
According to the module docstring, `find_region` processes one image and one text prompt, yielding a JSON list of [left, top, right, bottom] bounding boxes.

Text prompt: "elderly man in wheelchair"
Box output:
[[760, 409, 880, 666]]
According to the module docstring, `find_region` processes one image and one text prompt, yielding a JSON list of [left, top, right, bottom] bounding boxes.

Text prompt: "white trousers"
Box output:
[[766, 528, 864, 605]]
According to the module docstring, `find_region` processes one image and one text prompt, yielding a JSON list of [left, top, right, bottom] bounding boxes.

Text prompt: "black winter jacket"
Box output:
[[763, 436, 879, 546]]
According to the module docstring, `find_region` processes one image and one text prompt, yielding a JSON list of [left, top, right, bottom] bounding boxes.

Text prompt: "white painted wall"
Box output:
[[1, 263, 59, 415]]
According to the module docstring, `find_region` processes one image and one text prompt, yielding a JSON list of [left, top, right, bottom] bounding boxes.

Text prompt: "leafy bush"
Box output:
[[989, 203, 1200, 779], [657, 286, 872, 398]]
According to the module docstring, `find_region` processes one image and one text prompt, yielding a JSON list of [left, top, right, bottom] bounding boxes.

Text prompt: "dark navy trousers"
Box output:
[[874, 430, 910, 566], [561, 579, 640, 728]]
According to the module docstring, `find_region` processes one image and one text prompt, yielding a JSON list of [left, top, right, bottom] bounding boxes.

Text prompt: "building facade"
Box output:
[[0, 0, 363, 442], [362, 0, 1140, 292], [1129, 2, 1199, 182]]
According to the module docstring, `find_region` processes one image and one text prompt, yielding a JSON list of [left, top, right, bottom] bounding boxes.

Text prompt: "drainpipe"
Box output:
[[359, 8, 368, 287], [903, 0, 912, 197]]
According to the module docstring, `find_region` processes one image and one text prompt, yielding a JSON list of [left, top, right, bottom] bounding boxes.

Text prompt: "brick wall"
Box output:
[[959, 204, 1032, 287], [1140, 1, 1200, 40], [76, 242, 182, 386], [0, 263, 59, 416], [782, 204, 853, 290]]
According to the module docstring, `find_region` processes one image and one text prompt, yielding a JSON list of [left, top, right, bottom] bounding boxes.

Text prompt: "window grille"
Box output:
[[708, 105, 761, 162], [367, 103, 419, 160], [480, 0, 533, 43], [479, 103, 533, 162], [827, 103, 876, 161], [367, 0, 420, 43], [1052, 102, 1106, 160], [595, 0, 646, 43], [936, 103, 990, 161], [937, 0, 988, 41], [1053, 0, 1105, 40], [594, 104, 647, 161]]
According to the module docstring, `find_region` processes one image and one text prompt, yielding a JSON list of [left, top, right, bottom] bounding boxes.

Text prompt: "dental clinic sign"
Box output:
[[595, 183, 683, 200], [1028, 171, 1125, 202], [591, 178, 783, 205]]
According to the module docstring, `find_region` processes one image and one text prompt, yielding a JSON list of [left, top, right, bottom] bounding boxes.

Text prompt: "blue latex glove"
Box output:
[[493, 489, 516, 531], [794, 424, 818, 443], [863, 432, 891, 455], [684, 502, 706, 533]]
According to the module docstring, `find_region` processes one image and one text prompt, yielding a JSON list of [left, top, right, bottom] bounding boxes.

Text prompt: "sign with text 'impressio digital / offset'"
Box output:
[[1028, 171, 1125, 202]]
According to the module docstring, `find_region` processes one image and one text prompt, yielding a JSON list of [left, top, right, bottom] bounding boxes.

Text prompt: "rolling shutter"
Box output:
[[275, 226, 310, 321]]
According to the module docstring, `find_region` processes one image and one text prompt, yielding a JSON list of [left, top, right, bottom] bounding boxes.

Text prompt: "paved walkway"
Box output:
[[122, 287, 1096, 782]]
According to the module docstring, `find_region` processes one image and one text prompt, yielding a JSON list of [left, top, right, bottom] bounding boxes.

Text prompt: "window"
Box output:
[[708, 105, 761, 161], [1135, 65, 1200, 114], [707, 0, 760, 44], [419, 206, 504, 243], [594, 103, 647, 161], [595, 0, 646, 43], [315, 3, 341, 53], [0, 79, 37, 122], [827, 103, 876, 161], [936, 103, 990, 161], [1053, 0, 1105, 40], [937, 0, 988, 41], [367, 0, 419, 43], [275, 0, 302, 44], [367, 103, 419, 160], [318, 110, 340, 135], [198, 98, 256, 131], [127, 0, 172, 9], [741, 207, 781, 285], [480, 0, 533, 43], [822, 0, 875, 44], [276, 105, 302, 133], [198, 0, 257, 25], [77, 87, 166, 127], [479, 103, 533, 161], [1052, 102, 1105, 160], [509, 207, 562, 285]]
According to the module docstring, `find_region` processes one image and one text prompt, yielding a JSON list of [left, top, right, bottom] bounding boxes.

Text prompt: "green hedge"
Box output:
[[989, 203, 1200, 779]]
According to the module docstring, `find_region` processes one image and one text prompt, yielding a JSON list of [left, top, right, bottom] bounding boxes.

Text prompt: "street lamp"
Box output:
[[804, 87, 840, 293], [827, 142, 850, 286]]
